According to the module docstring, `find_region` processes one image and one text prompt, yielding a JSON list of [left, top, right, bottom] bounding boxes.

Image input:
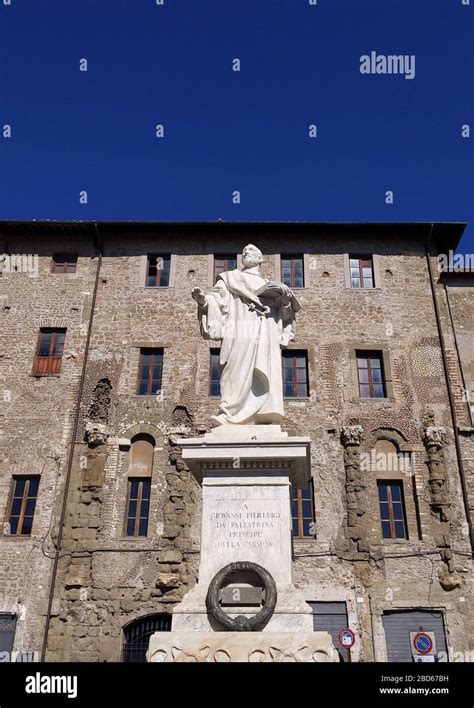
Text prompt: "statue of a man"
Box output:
[[192, 244, 301, 426]]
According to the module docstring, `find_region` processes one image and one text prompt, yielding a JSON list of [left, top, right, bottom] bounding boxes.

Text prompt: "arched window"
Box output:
[[124, 434, 155, 537], [129, 434, 154, 477], [122, 614, 171, 663]]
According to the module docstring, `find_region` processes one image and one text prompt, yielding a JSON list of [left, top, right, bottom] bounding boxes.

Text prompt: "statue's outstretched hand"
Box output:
[[191, 287, 206, 305]]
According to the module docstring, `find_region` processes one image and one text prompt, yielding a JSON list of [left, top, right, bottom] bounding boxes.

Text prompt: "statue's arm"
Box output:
[[192, 281, 228, 340]]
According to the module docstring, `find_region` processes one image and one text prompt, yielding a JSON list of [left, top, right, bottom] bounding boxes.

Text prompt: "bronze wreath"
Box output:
[[206, 561, 277, 631]]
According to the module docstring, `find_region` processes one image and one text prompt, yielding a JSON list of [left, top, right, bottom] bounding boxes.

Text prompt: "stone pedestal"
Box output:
[[148, 425, 338, 662]]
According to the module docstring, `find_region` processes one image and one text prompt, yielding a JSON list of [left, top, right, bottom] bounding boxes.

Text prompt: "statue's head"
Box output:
[[242, 244, 263, 269]]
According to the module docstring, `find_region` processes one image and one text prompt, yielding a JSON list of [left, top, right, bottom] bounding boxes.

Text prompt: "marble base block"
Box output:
[[148, 631, 340, 663]]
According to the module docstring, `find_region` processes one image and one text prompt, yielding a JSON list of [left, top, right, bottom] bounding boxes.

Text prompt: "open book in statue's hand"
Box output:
[[256, 282, 302, 312]]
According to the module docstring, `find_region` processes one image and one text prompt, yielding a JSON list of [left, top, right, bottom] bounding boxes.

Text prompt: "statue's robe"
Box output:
[[198, 268, 297, 425]]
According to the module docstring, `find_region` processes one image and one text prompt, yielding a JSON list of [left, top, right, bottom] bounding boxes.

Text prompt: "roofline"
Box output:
[[0, 220, 467, 253]]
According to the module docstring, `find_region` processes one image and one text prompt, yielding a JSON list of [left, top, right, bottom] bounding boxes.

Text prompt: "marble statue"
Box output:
[[191, 244, 301, 426]]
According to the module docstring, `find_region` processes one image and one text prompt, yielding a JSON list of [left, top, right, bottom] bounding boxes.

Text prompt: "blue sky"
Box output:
[[0, 0, 473, 252]]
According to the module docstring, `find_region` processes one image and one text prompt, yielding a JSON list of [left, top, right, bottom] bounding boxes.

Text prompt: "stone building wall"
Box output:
[[0, 222, 472, 662]]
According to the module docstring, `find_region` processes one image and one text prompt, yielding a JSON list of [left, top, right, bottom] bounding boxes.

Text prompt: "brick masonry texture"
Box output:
[[0, 222, 472, 662]]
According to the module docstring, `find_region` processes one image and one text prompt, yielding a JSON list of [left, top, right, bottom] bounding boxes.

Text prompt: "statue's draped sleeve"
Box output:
[[198, 279, 228, 341]]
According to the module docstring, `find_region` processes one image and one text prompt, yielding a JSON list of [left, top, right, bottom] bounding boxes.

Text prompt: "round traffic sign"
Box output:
[[413, 632, 433, 655], [338, 628, 355, 648]]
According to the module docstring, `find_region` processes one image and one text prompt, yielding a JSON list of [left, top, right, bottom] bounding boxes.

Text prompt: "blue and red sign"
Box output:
[[413, 632, 433, 655], [338, 628, 355, 648]]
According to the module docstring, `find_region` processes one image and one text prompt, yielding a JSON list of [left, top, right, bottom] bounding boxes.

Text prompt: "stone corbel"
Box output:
[[84, 421, 110, 447]]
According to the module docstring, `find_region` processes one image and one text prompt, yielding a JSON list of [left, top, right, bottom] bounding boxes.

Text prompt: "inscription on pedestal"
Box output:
[[210, 499, 281, 550]]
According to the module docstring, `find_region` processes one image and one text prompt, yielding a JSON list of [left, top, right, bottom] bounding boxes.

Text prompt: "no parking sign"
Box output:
[[339, 628, 355, 649], [410, 631, 436, 656]]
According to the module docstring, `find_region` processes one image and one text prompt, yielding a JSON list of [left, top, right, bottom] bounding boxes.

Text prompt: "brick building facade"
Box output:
[[0, 221, 472, 662]]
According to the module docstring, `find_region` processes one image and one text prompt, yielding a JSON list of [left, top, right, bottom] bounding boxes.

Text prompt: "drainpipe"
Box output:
[[425, 224, 474, 555], [41, 223, 103, 660]]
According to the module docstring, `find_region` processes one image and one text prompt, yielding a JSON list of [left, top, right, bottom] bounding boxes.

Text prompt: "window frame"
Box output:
[[356, 350, 386, 399], [349, 254, 375, 289], [281, 254, 305, 288], [291, 480, 316, 539], [124, 478, 151, 538], [213, 254, 238, 283], [209, 348, 221, 397], [4, 476, 40, 537], [282, 350, 310, 399], [145, 254, 171, 288], [32, 328, 66, 376], [377, 480, 408, 540], [136, 348, 164, 396], [51, 254, 78, 274]]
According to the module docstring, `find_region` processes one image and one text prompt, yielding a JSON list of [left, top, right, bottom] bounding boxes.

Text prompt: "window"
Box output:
[[0, 614, 17, 661], [146, 255, 170, 287], [209, 349, 221, 397], [214, 254, 237, 283], [378, 481, 408, 540], [5, 477, 39, 536], [33, 329, 66, 376], [51, 254, 78, 273], [281, 255, 304, 288], [282, 350, 309, 398], [125, 479, 151, 537], [356, 351, 386, 398], [349, 255, 374, 289], [291, 482, 315, 538], [122, 614, 171, 662], [137, 348, 163, 395]]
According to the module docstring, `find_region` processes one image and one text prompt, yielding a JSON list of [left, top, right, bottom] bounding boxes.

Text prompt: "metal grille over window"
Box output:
[[122, 615, 171, 662], [0, 613, 17, 661]]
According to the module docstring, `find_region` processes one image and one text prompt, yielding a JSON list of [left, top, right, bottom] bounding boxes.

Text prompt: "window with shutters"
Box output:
[[32, 328, 66, 376]]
